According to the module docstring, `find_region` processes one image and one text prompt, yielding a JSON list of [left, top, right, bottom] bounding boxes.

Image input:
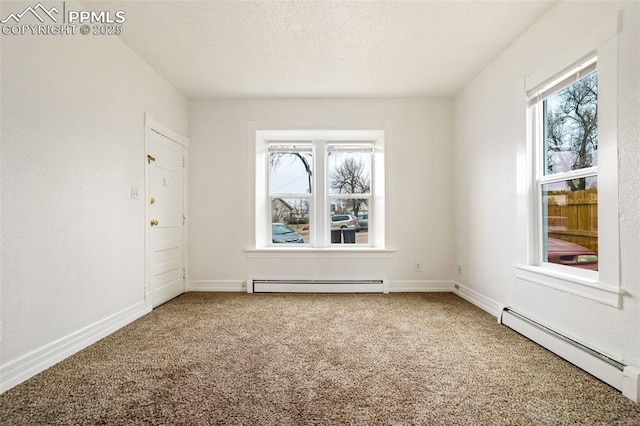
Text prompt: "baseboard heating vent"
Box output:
[[500, 307, 625, 390], [248, 279, 387, 294]]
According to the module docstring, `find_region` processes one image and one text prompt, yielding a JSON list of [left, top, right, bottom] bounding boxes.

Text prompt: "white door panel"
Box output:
[[148, 129, 184, 308]]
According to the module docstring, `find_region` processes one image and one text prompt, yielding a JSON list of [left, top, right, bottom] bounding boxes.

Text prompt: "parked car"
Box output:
[[547, 238, 598, 270], [272, 223, 304, 244], [331, 214, 360, 230], [357, 213, 368, 232]]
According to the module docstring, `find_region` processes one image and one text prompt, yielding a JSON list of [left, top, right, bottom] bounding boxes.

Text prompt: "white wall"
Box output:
[[453, 1, 639, 367], [188, 98, 453, 290], [0, 1, 189, 388]]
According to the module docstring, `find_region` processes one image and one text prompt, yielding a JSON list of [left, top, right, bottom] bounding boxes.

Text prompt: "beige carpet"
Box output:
[[1, 292, 639, 425]]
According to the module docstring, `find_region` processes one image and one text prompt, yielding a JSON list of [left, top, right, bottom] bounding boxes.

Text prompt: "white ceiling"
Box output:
[[88, 1, 555, 99]]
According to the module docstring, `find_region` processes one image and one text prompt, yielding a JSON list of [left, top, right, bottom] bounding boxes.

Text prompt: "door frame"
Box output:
[[144, 113, 190, 309]]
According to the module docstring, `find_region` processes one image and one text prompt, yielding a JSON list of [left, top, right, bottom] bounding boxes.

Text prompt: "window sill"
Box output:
[[513, 264, 623, 308], [245, 247, 396, 259]]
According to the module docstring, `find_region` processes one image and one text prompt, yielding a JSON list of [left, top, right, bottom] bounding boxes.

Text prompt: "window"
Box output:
[[327, 143, 372, 246], [535, 58, 599, 275], [254, 129, 386, 250], [517, 18, 623, 307], [269, 143, 312, 244]]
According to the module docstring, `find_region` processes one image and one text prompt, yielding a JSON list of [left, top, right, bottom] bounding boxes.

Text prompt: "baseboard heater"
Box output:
[[499, 307, 629, 393], [248, 279, 388, 294]]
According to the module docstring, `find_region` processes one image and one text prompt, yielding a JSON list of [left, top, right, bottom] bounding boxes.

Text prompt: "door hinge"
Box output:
[[182, 215, 186, 226], [182, 157, 185, 168], [182, 268, 186, 280]]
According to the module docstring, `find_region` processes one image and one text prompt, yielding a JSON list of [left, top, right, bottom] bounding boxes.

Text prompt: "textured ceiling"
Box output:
[[86, 1, 555, 99]]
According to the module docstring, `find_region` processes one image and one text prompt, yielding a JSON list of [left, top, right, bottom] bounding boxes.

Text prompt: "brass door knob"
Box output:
[[150, 219, 159, 226]]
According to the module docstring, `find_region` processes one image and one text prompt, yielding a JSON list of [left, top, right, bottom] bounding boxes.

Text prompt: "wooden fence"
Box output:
[[546, 188, 598, 254]]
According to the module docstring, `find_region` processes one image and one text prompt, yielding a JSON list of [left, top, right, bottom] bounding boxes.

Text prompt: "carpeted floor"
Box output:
[[1, 292, 639, 425]]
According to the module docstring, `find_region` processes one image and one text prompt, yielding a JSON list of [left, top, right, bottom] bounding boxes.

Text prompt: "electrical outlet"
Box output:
[[457, 265, 463, 275], [130, 186, 139, 200], [414, 261, 422, 272]]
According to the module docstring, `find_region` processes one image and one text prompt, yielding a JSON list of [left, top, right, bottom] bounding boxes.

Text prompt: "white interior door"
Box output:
[[148, 129, 185, 308]]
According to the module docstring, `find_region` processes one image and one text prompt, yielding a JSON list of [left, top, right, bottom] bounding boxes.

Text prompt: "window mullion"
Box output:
[[533, 102, 544, 266], [314, 140, 327, 247], [535, 181, 544, 266], [264, 147, 272, 247]]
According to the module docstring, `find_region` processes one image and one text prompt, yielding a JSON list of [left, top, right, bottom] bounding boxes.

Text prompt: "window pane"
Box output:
[[543, 71, 598, 175], [542, 177, 598, 270], [271, 197, 309, 244], [327, 149, 371, 195], [330, 198, 368, 245], [269, 148, 313, 194]]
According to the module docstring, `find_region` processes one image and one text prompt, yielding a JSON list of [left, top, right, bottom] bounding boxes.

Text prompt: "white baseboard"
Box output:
[[0, 301, 150, 394], [501, 308, 624, 390], [188, 279, 453, 293], [453, 282, 640, 402], [453, 281, 502, 318], [501, 308, 640, 403], [388, 280, 454, 292], [187, 280, 246, 292]]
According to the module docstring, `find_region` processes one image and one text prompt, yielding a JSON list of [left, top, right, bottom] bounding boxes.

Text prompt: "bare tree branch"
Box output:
[[545, 72, 598, 191], [270, 152, 312, 193]]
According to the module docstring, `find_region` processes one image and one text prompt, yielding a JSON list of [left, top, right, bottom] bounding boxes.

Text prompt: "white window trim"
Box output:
[[246, 122, 393, 257], [515, 13, 622, 307]]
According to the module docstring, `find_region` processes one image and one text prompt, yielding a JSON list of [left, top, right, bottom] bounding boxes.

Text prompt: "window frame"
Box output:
[[249, 125, 391, 255], [516, 17, 623, 307], [531, 58, 599, 282]]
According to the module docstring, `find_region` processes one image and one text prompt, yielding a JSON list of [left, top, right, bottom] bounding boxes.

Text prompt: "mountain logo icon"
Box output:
[[1, 2, 60, 24]]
